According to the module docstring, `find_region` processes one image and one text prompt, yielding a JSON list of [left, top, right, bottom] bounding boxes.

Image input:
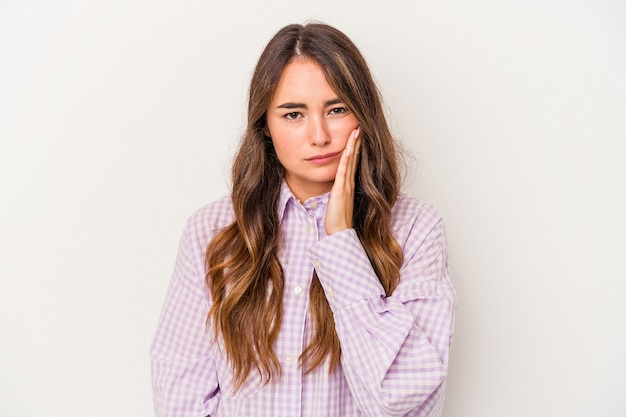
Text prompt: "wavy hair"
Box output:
[[206, 22, 404, 390]]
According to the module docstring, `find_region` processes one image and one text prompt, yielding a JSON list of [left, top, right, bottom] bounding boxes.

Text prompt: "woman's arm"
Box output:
[[150, 221, 220, 417], [309, 204, 456, 417]]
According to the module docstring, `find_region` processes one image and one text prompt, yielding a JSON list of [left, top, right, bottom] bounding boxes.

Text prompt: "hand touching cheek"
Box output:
[[325, 127, 362, 235]]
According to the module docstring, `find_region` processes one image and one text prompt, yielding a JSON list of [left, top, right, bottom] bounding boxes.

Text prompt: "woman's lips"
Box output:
[[306, 151, 342, 165]]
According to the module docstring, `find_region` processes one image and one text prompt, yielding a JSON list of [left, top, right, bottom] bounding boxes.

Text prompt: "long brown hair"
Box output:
[[206, 22, 404, 389]]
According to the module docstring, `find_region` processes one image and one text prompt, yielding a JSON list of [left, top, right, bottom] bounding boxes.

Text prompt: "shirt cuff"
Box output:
[[308, 228, 385, 310]]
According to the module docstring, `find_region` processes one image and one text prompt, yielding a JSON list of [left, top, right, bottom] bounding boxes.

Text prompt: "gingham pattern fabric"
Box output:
[[150, 182, 456, 417]]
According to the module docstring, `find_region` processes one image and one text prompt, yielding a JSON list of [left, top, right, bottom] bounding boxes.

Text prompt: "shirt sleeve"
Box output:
[[308, 204, 456, 417], [150, 220, 220, 417]]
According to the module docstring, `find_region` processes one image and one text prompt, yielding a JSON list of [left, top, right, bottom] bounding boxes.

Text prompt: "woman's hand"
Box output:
[[325, 127, 362, 235]]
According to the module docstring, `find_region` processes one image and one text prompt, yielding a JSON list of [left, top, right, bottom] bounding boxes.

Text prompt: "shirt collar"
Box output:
[[277, 181, 295, 222], [277, 181, 331, 222]]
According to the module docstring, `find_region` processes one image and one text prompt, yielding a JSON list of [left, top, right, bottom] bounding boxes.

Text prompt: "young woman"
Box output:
[[150, 22, 456, 417]]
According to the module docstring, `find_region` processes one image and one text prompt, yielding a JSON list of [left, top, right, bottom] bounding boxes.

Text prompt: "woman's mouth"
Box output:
[[306, 151, 342, 165]]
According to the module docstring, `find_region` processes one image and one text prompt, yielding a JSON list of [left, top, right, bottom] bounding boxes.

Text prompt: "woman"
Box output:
[[150, 22, 456, 417]]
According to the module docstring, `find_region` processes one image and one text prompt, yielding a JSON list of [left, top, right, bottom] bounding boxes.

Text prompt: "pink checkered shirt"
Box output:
[[150, 182, 456, 417]]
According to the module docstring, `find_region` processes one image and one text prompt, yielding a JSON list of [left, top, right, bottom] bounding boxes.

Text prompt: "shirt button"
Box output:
[[313, 259, 321, 267], [327, 290, 335, 300], [310, 201, 318, 208], [306, 225, 312, 233], [294, 286, 302, 295], [286, 354, 294, 363]]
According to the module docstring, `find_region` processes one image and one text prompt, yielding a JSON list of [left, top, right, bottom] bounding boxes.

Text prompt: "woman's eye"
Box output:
[[329, 107, 348, 115], [284, 112, 300, 120]]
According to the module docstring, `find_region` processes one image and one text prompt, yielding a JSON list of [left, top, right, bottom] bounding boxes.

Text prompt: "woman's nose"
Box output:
[[309, 117, 330, 146]]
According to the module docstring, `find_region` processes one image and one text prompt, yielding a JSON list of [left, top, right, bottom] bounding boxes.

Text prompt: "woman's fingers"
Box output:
[[346, 130, 361, 189], [325, 127, 361, 235], [338, 127, 360, 189]]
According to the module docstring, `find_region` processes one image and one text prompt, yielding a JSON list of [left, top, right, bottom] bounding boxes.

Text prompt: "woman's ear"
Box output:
[[264, 127, 271, 138]]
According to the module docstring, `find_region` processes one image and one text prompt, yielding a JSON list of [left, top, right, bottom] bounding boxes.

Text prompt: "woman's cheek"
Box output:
[[330, 119, 358, 145]]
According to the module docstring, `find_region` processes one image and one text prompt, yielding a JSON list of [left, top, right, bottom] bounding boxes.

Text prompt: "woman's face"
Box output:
[[266, 58, 359, 202]]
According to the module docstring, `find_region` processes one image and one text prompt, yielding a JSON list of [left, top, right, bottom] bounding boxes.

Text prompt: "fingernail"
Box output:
[[355, 127, 360, 139]]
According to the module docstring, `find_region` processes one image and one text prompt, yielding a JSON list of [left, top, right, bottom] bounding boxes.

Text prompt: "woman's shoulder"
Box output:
[[394, 193, 443, 223], [189, 194, 235, 223], [392, 193, 445, 243], [182, 195, 235, 247]]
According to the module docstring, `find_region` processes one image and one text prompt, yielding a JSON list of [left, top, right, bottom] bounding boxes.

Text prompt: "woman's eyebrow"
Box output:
[[277, 102, 306, 109], [276, 98, 343, 110]]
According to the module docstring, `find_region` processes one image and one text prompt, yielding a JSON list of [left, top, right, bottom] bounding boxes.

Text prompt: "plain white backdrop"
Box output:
[[1, 1, 625, 416]]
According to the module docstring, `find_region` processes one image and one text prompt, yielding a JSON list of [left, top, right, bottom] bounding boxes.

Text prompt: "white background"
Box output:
[[1, 1, 625, 416]]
